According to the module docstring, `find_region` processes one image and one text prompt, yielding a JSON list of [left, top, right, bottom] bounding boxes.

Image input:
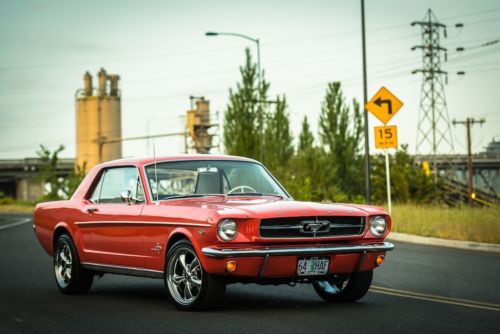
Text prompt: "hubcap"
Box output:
[[167, 248, 202, 305], [54, 240, 73, 288]]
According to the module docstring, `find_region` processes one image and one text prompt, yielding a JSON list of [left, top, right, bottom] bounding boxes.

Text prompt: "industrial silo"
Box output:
[[75, 68, 122, 171]]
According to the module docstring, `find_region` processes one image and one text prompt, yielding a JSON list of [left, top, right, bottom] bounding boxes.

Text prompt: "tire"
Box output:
[[165, 240, 225, 311], [313, 270, 373, 302], [53, 233, 94, 294]]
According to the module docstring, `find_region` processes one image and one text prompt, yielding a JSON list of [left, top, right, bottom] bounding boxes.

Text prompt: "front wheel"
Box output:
[[313, 270, 373, 302], [54, 233, 93, 294], [165, 240, 225, 311]]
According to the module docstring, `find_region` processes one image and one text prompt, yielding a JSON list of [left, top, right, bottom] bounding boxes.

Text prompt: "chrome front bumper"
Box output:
[[202, 242, 394, 258]]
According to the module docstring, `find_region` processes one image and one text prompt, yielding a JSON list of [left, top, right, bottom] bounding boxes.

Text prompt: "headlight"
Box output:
[[218, 219, 238, 241], [370, 216, 387, 237]]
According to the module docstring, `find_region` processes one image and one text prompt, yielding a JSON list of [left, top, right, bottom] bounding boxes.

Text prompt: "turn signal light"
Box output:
[[376, 255, 385, 266], [226, 261, 237, 272]]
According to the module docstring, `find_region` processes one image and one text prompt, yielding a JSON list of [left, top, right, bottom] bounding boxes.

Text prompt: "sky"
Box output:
[[0, 0, 499, 160]]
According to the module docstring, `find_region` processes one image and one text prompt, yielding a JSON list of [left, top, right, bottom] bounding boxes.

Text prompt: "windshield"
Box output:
[[145, 160, 288, 200]]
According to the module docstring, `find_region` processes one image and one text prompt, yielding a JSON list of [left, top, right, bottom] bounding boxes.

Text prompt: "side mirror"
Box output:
[[121, 190, 133, 205]]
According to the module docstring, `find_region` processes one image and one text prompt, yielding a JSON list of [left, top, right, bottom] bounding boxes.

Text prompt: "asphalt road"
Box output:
[[1, 213, 499, 334]]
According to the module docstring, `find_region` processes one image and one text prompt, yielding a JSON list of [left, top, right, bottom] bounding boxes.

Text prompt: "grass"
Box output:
[[0, 203, 35, 214], [390, 203, 500, 244]]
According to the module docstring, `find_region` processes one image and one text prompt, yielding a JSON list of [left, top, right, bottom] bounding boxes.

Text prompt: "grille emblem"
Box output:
[[300, 218, 331, 237]]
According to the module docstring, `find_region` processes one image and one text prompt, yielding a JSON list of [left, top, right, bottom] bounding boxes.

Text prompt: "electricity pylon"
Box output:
[[412, 9, 454, 173]]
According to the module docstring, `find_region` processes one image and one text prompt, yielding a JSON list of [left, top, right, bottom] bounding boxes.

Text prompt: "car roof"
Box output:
[[96, 154, 259, 168]]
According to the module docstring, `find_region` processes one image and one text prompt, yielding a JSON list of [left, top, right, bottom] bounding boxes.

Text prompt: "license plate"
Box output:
[[297, 257, 329, 276]]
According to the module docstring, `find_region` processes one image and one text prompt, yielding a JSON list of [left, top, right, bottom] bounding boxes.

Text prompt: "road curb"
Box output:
[[387, 232, 500, 254]]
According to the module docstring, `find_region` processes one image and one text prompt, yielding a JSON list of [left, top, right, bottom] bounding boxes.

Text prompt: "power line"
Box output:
[[463, 16, 500, 26], [448, 47, 500, 64], [0, 59, 418, 110], [0, 32, 420, 97], [0, 47, 422, 110], [441, 8, 500, 21], [0, 47, 421, 101], [454, 39, 500, 52]]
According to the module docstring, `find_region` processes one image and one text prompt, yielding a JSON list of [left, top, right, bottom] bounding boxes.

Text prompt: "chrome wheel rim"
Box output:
[[54, 240, 73, 288], [167, 248, 202, 305]]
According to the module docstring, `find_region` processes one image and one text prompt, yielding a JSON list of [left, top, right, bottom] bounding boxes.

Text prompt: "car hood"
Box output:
[[161, 196, 386, 219]]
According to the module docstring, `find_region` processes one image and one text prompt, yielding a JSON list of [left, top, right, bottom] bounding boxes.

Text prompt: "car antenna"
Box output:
[[153, 138, 159, 205]]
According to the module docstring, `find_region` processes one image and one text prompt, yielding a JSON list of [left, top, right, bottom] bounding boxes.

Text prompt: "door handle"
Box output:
[[86, 207, 98, 214]]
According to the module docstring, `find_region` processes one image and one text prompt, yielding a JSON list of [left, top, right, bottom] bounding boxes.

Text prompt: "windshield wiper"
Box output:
[[227, 192, 284, 199]]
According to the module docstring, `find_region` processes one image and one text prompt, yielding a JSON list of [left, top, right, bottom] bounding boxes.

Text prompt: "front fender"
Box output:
[[166, 227, 212, 271]]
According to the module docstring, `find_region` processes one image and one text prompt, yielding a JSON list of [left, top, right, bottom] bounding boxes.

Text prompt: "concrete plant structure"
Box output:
[[75, 68, 122, 171]]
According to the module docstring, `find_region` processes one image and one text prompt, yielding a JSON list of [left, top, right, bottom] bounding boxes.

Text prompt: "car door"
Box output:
[[79, 166, 145, 268]]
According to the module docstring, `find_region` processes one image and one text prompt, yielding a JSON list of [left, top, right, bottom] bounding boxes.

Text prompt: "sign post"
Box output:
[[365, 87, 403, 214], [373, 125, 398, 214], [384, 149, 392, 215]]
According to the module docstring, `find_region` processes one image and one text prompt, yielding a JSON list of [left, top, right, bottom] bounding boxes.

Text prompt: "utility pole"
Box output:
[[412, 9, 455, 174], [361, 0, 371, 204], [452, 118, 485, 202]]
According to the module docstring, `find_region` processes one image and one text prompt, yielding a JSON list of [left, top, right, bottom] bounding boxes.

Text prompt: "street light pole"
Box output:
[[361, 0, 371, 204], [205, 31, 263, 162]]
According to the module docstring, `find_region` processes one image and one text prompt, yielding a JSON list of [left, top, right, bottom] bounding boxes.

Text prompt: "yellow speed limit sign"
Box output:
[[374, 125, 398, 149]]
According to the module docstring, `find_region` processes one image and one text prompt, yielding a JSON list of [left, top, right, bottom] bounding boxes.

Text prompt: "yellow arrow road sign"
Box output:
[[365, 87, 403, 124]]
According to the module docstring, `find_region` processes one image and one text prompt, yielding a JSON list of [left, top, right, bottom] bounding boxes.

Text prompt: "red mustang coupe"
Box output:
[[34, 155, 394, 310]]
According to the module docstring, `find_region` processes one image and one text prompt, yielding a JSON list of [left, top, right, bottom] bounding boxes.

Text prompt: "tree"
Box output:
[[287, 117, 318, 201], [298, 116, 314, 152], [371, 145, 441, 204], [66, 162, 87, 198], [224, 48, 269, 160], [37, 145, 67, 200], [263, 95, 294, 181], [318, 82, 364, 201], [285, 116, 335, 202], [36, 145, 87, 201]]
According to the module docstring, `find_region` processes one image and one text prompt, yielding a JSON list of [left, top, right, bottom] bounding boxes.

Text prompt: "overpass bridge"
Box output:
[[415, 153, 500, 205], [0, 158, 74, 202]]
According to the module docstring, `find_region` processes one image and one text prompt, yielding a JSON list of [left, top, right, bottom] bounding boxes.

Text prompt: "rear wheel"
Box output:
[[313, 270, 373, 302], [165, 240, 225, 311], [54, 234, 93, 294]]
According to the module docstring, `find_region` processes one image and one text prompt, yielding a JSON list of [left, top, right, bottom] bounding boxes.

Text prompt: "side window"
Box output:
[[89, 167, 144, 204], [89, 173, 104, 204]]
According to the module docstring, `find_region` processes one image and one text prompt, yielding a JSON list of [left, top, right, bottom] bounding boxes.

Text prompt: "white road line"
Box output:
[[371, 285, 500, 312], [0, 218, 31, 230]]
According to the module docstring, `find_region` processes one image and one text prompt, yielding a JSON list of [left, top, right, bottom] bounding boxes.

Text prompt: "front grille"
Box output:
[[260, 216, 365, 238]]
